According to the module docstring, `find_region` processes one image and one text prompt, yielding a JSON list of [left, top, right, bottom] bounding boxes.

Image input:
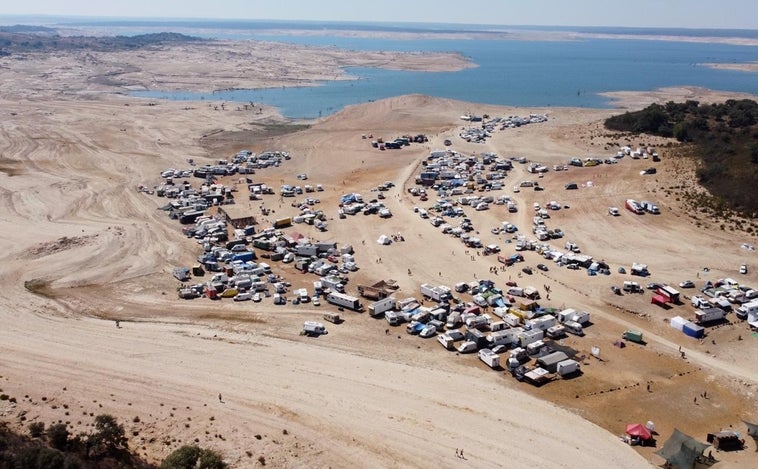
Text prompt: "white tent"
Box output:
[[377, 234, 392, 245]]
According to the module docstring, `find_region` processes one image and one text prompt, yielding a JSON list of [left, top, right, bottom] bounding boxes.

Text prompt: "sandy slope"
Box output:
[[0, 40, 757, 467]]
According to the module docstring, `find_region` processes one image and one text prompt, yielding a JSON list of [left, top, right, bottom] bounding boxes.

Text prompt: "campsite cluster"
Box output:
[[136, 118, 758, 465]]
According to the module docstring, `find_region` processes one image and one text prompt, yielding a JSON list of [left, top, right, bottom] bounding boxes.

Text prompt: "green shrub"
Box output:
[[28, 421, 45, 438], [161, 445, 227, 469]]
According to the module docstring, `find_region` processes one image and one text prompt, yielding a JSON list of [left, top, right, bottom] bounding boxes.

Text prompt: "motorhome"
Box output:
[[302, 321, 327, 336], [478, 349, 500, 369], [564, 320, 584, 336]]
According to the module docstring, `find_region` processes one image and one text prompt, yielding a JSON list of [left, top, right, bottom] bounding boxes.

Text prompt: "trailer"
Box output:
[[368, 297, 397, 318], [695, 307, 726, 325], [478, 349, 501, 369], [420, 283, 451, 302], [569, 310, 590, 325], [622, 330, 644, 343], [357, 284, 389, 301], [323, 312, 342, 324], [326, 292, 362, 311], [546, 324, 566, 339], [487, 328, 522, 347], [525, 315, 557, 332], [518, 329, 544, 347], [556, 359, 580, 376]]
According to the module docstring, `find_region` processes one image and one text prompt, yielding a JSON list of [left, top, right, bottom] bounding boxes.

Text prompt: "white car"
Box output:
[[679, 280, 695, 288], [609, 207, 620, 216], [740, 264, 747, 274], [312, 296, 321, 306]]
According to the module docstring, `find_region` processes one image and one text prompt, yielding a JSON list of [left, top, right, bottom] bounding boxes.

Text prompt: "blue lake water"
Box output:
[[124, 24, 758, 118]]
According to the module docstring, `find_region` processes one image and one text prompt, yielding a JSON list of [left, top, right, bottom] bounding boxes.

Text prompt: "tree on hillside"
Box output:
[[88, 414, 128, 458], [161, 445, 227, 469]]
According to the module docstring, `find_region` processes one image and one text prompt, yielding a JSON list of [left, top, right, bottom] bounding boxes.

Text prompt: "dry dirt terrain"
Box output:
[[0, 39, 757, 468]]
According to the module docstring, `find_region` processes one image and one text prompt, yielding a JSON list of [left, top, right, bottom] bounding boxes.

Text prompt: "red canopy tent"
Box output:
[[626, 423, 653, 440]]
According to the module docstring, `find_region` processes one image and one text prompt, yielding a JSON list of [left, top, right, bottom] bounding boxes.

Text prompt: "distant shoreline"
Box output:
[[2, 16, 757, 46]]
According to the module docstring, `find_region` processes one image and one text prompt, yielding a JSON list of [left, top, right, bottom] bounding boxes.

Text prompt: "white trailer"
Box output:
[[478, 349, 500, 369], [368, 297, 397, 318], [546, 324, 566, 339], [557, 308, 576, 323], [525, 315, 557, 331], [569, 310, 590, 325], [557, 359, 580, 376], [420, 283, 450, 302], [518, 329, 544, 347], [695, 307, 726, 325], [326, 291, 362, 311], [487, 328, 522, 347], [503, 313, 521, 327]]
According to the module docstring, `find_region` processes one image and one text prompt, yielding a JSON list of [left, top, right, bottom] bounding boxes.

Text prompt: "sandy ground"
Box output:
[[1, 39, 758, 468]]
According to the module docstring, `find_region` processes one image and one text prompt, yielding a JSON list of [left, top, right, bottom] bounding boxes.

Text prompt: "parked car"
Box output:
[[522, 266, 533, 275], [537, 263, 548, 272], [679, 280, 695, 288], [740, 264, 748, 274]]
